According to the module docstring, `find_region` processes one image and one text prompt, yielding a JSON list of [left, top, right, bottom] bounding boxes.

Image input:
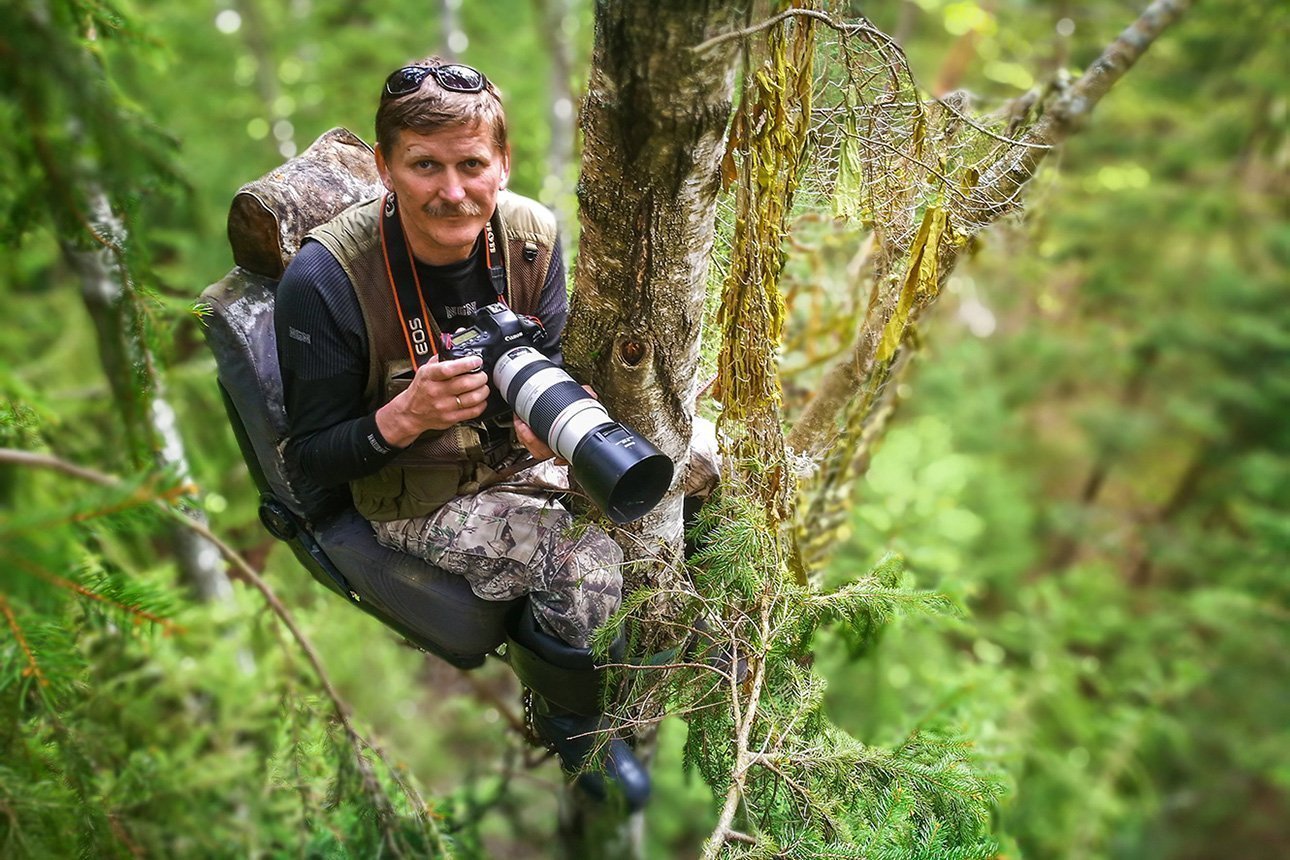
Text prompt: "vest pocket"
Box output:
[[352, 460, 464, 521], [384, 359, 415, 401], [400, 462, 466, 517]]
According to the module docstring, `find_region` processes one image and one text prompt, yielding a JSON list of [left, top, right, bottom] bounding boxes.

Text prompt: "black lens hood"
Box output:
[[570, 422, 673, 524]]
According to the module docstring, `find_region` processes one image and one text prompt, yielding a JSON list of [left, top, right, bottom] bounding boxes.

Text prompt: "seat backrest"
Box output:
[[199, 128, 384, 522], [200, 267, 314, 514]]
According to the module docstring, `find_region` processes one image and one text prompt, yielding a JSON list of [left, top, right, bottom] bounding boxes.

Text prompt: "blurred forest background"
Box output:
[[1, 0, 1286, 858]]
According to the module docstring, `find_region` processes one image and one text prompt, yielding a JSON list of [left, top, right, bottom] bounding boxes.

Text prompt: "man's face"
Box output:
[[375, 122, 510, 265]]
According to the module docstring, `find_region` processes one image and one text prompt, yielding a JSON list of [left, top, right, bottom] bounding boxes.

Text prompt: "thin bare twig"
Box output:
[[692, 8, 885, 54], [932, 94, 1054, 151], [701, 599, 772, 860]]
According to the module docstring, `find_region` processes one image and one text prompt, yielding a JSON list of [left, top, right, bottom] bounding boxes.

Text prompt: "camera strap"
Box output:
[[379, 192, 440, 370], [378, 191, 507, 370], [482, 216, 508, 299]]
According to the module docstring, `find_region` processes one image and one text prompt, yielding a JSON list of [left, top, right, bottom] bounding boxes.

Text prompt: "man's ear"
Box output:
[[499, 146, 511, 190], [374, 144, 393, 191]]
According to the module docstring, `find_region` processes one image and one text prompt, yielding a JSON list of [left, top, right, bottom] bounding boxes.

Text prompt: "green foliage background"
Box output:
[[1, 0, 1285, 857]]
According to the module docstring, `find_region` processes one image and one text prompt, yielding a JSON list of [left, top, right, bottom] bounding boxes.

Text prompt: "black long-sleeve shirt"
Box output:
[[274, 234, 568, 516]]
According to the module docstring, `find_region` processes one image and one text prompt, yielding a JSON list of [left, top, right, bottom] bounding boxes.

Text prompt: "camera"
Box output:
[[444, 303, 673, 524]]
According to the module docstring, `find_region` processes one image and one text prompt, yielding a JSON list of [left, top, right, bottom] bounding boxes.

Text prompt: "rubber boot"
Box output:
[[506, 607, 651, 812]]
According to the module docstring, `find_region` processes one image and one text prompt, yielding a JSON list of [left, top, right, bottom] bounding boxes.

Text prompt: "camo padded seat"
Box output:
[[227, 127, 382, 280], [200, 129, 518, 668]]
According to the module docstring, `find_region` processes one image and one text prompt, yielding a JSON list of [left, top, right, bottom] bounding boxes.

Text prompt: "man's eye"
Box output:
[[464, 159, 481, 169], [416, 160, 436, 170]]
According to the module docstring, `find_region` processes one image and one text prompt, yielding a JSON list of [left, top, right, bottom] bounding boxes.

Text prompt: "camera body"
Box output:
[[443, 303, 547, 419], [443, 302, 548, 367], [442, 302, 673, 524]]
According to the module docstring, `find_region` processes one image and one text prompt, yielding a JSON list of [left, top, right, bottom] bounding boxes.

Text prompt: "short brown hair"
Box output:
[[375, 56, 507, 158]]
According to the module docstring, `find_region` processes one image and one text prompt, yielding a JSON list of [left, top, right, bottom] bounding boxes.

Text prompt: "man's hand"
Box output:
[[514, 417, 559, 463], [513, 384, 598, 465], [376, 354, 489, 448]]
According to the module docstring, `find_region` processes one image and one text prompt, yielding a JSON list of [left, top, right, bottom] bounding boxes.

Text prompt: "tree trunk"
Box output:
[[439, 0, 465, 59], [567, 0, 745, 594], [65, 189, 231, 604], [562, 2, 746, 855], [531, 0, 580, 237], [232, 0, 297, 159]]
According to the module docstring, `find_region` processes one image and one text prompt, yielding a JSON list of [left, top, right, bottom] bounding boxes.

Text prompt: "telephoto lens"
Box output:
[[493, 346, 673, 524]]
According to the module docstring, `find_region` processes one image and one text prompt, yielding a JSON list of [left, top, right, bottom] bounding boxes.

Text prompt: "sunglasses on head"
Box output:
[[383, 64, 489, 98]]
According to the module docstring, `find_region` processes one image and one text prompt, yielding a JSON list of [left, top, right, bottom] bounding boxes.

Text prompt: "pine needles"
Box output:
[[0, 448, 455, 858]]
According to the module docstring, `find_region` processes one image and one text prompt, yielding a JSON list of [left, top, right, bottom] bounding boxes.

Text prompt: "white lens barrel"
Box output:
[[493, 346, 546, 395], [512, 367, 575, 422], [547, 400, 612, 462]]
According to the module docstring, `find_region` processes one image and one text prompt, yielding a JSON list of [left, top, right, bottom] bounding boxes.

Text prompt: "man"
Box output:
[[274, 58, 649, 809]]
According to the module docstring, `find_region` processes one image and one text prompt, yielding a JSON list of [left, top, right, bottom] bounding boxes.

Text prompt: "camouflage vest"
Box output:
[[306, 192, 559, 521]]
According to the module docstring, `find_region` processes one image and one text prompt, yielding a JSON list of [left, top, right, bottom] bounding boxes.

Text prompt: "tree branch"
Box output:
[[0, 447, 428, 826], [967, 0, 1197, 228], [692, 7, 889, 53], [701, 601, 771, 860], [786, 0, 1196, 461]]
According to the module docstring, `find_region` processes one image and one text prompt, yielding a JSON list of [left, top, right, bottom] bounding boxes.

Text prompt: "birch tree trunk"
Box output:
[[439, 0, 466, 59], [567, 0, 745, 595], [65, 190, 231, 604], [232, 0, 297, 159], [531, 0, 579, 237], [559, 3, 746, 855]]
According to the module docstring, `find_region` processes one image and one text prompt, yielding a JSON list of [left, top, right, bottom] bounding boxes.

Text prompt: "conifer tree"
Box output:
[[1, 4, 454, 857]]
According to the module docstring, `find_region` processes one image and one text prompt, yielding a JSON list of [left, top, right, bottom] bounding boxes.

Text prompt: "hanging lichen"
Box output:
[[715, 4, 818, 527], [877, 203, 947, 362]]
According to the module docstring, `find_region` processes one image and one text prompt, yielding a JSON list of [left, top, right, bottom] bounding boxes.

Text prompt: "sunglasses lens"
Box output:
[[385, 66, 430, 97], [433, 64, 486, 93]]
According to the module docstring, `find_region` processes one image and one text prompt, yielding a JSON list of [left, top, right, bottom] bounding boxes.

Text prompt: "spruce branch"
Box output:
[[0, 595, 47, 689], [0, 447, 447, 852], [4, 552, 184, 636]]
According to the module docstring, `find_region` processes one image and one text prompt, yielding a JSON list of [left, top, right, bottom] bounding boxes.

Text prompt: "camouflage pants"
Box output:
[[373, 459, 622, 649], [372, 418, 722, 649]]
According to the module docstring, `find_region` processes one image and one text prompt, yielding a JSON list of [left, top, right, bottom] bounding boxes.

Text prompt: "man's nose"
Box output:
[[438, 173, 467, 203]]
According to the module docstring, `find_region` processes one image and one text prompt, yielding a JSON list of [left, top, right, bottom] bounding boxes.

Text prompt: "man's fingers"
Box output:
[[448, 371, 491, 396], [515, 417, 557, 462], [420, 354, 484, 380], [452, 385, 490, 411]]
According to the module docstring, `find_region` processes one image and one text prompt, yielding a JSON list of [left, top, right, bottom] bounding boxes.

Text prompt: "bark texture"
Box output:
[[227, 128, 382, 279], [567, 0, 746, 589], [559, 3, 746, 856]]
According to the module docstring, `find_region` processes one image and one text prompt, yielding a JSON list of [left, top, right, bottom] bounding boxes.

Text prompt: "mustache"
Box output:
[[422, 200, 484, 218]]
